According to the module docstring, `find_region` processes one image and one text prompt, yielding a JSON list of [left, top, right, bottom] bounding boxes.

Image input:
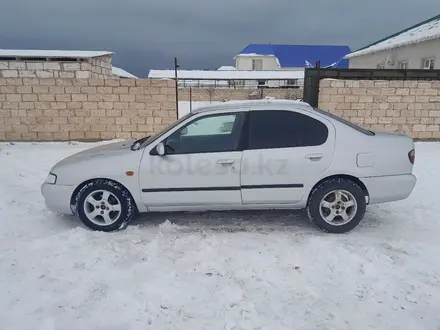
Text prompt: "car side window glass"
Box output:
[[166, 113, 244, 154], [185, 115, 236, 136], [249, 110, 328, 149]]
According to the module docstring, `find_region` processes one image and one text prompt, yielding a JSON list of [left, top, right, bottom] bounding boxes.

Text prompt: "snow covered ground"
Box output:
[[1, 141, 440, 330]]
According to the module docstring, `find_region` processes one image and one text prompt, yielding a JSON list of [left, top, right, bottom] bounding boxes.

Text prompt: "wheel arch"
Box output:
[[70, 178, 138, 215], [307, 174, 369, 203]]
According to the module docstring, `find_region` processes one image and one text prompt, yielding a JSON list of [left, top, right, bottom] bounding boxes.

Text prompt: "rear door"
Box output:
[[240, 109, 335, 205]]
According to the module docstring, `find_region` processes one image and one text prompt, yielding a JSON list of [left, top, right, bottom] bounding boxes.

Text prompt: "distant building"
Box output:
[[148, 69, 305, 88], [112, 66, 138, 79], [147, 44, 354, 89], [345, 14, 440, 69], [0, 49, 136, 79], [234, 44, 351, 71]]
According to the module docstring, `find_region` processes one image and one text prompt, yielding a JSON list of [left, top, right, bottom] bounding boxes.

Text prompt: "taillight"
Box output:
[[408, 149, 415, 164]]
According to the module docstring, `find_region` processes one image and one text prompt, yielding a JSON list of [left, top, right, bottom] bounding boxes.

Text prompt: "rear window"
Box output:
[[249, 110, 328, 149], [313, 108, 375, 136]]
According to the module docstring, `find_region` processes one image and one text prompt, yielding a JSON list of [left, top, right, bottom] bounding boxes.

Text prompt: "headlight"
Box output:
[[45, 173, 57, 185]]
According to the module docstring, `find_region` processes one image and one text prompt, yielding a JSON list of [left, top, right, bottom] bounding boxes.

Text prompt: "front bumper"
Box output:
[[361, 173, 417, 205], [41, 183, 76, 215]]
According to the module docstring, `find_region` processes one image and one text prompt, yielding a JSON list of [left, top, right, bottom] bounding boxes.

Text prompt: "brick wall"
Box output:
[[0, 78, 176, 141], [89, 55, 112, 78], [10, 76, 439, 141], [0, 55, 113, 80], [318, 79, 440, 139], [179, 87, 303, 102]]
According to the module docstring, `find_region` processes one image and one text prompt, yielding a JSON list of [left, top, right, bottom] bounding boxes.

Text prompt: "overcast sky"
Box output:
[[0, 0, 439, 77]]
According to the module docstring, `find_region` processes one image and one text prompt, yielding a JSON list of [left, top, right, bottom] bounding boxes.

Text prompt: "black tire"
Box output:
[[75, 179, 136, 232], [306, 178, 366, 233]]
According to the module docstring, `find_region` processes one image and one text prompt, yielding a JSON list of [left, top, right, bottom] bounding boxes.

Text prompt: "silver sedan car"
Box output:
[[41, 100, 417, 233]]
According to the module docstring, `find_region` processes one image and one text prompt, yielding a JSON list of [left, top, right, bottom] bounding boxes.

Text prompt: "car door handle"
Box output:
[[217, 159, 235, 166], [305, 153, 324, 161]]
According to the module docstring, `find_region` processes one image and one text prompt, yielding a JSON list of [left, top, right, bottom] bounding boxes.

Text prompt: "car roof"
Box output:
[[191, 99, 314, 114]]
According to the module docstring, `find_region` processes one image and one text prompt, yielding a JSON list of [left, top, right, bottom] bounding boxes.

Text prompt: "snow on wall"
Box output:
[[346, 17, 440, 58], [0, 49, 113, 59]]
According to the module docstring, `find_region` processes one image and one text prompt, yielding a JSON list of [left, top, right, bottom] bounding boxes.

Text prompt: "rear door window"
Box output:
[[249, 110, 329, 149]]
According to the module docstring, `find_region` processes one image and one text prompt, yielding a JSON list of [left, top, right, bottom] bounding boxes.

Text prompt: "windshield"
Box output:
[[131, 112, 193, 150], [313, 108, 375, 136]]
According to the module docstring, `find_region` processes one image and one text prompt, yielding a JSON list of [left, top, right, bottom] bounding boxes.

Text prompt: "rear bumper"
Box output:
[[41, 183, 76, 215], [360, 173, 417, 205]]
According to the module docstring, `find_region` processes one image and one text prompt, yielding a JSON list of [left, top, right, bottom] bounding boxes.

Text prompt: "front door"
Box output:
[[139, 111, 246, 209], [240, 109, 335, 205]]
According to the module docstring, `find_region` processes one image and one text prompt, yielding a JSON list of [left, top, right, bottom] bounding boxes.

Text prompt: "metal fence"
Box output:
[[177, 78, 304, 89]]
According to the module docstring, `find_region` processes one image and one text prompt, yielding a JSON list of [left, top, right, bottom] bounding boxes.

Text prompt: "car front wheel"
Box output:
[[76, 179, 136, 232], [306, 178, 366, 233]]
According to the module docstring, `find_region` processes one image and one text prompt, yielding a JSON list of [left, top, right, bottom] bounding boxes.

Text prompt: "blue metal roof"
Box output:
[[238, 44, 352, 68]]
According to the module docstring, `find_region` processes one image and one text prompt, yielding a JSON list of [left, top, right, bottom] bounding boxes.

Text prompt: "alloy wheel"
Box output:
[[319, 189, 358, 226], [83, 190, 122, 226]]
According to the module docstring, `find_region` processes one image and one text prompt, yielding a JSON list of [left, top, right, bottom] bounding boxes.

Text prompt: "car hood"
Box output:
[[53, 139, 136, 169]]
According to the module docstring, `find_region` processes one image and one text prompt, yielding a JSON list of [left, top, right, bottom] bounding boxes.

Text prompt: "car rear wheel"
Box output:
[[76, 179, 136, 232], [306, 178, 366, 233]]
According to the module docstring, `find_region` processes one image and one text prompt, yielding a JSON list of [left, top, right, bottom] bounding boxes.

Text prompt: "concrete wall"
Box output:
[[0, 55, 113, 80], [349, 39, 440, 69], [318, 79, 440, 139], [0, 78, 176, 141]]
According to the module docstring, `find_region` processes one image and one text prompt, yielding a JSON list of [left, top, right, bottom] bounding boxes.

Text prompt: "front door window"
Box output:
[[165, 113, 245, 154]]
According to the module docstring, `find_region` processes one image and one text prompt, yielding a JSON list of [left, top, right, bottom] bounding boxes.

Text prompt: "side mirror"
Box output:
[[156, 142, 166, 156]]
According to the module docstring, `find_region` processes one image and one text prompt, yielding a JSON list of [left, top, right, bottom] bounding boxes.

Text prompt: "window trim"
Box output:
[[247, 109, 329, 151], [150, 111, 248, 156], [397, 61, 408, 69], [286, 79, 298, 86], [422, 57, 435, 70]]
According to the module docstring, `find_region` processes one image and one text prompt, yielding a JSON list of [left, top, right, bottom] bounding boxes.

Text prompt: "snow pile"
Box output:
[[346, 16, 440, 58], [1, 142, 440, 329]]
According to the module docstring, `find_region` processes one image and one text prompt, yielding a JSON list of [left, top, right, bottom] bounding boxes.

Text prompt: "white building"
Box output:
[[345, 14, 440, 70]]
